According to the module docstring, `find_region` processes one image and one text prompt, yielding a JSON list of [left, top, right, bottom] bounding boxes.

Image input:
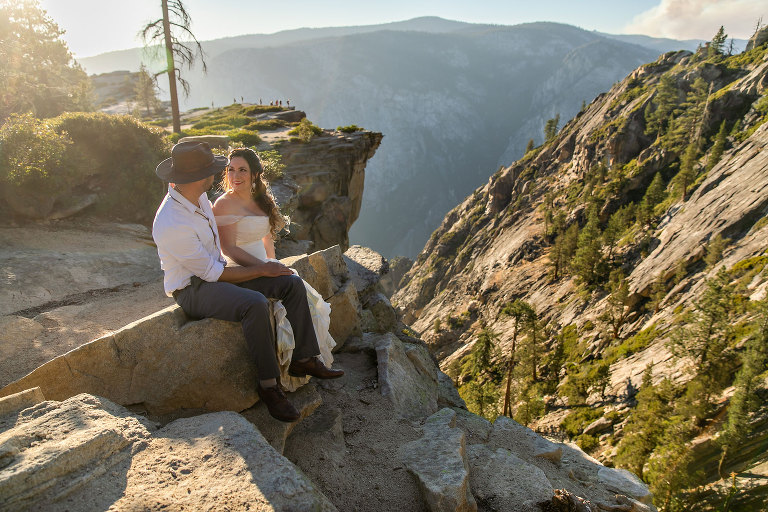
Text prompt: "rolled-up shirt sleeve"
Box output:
[[157, 222, 225, 283]]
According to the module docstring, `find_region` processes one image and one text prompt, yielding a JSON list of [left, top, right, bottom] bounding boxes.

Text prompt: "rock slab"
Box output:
[[467, 444, 554, 512], [109, 411, 337, 512], [0, 306, 259, 417], [0, 394, 153, 510], [374, 332, 438, 420], [399, 408, 477, 512]]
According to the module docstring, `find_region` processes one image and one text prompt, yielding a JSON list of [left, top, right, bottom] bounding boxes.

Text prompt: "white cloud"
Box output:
[[625, 0, 766, 40]]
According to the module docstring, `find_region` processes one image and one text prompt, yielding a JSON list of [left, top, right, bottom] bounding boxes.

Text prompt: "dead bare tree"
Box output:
[[140, 0, 207, 133]]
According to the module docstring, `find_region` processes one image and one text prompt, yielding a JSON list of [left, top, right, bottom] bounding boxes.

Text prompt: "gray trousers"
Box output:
[[174, 274, 320, 380]]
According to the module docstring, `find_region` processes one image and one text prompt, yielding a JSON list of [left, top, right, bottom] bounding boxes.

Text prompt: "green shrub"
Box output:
[[605, 324, 659, 363], [226, 129, 261, 147], [749, 215, 768, 234], [49, 112, 170, 222], [577, 433, 599, 452], [288, 118, 322, 143], [192, 115, 250, 130], [241, 105, 284, 115], [256, 149, 285, 181], [0, 113, 73, 192], [560, 407, 605, 437], [245, 119, 287, 131], [337, 124, 363, 133]]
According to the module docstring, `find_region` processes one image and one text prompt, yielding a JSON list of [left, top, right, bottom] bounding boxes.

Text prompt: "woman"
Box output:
[[213, 147, 335, 391]]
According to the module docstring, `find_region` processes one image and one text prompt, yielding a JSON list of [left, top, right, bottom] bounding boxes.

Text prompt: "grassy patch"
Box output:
[[337, 124, 363, 133]]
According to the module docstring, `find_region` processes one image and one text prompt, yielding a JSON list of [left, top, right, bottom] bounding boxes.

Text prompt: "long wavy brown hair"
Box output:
[[223, 147, 287, 237]]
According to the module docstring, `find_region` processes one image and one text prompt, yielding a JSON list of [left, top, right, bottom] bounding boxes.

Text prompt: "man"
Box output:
[[152, 141, 343, 422]]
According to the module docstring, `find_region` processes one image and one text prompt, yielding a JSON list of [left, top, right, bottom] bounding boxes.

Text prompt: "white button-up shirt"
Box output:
[[152, 185, 226, 296]]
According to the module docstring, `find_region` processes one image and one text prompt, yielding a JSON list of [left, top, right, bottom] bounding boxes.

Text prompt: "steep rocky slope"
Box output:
[[395, 38, 768, 509]]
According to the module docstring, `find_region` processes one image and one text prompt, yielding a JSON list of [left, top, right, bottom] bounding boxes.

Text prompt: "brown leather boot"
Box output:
[[257, 383, 300, 422], [288, 357, 344, 379]]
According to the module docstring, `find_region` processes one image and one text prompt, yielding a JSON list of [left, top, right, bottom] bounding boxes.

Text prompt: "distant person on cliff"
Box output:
[[152, 141, 343, 422]]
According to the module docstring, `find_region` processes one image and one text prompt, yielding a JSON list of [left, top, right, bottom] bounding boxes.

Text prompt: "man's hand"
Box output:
[[259, 261, 293, 277], [219, 260, 293, 283]]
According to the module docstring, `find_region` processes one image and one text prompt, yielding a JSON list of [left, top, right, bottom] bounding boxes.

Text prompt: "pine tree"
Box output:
[[599, 269, 631, 339], [615, 366, 673, 479], [134, 64, 161, 117], [525, 138, 535, 154], [573, 208, 604, 285], [521, 309, 543, 382], [675, 142, 699, 200], [718, 301, 768, 477], [670, 268, 739, 396], [638, 173, 667, 226], [513, 383, 545, 425], [709, 26, 728, 58], [602, 205, 630, 260], [704, 234, 727, 269], [645, 74, 679, 137], [0, 0, 93, 120], [549, 216, 574, 280], [649, 273, 668, 313], [544, 114, 560, 142], [500, 300, 534, 416], [666, 77, 710, 151], [706, 120, 728, 171], [460, 327, 503, 420]]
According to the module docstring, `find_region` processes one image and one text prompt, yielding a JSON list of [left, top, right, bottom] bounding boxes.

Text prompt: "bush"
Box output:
[[1, 112, 169, 222], [226, 129, 262, 147], [288, 118, 322, 143], [192, 115, 250, 130], [0, 113, 73, 193], [337, 124, 363, 133], [245, 119, 288, 131], [560, 407, 605, 437], [50, 112, 170, 222], [241, 105, 284, 115], [256, 149, 285, 181]]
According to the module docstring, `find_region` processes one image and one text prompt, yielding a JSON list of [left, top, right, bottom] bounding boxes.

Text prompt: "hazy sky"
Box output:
[[37, 0, 767, 59]]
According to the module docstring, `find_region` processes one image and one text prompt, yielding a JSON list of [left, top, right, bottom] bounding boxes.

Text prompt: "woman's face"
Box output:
[[227, 156, 253, 193]]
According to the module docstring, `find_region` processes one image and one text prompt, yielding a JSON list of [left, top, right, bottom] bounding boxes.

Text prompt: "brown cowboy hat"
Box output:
[[155, 141, 228, 184]]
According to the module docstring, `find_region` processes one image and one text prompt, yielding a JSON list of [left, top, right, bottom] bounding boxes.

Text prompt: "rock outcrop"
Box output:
[[0, 239, 654, 511], [399, 408, 477, 512], [0, 245, 356, 418], [277, 131, 382, 253], [0, 393, 336, 512]]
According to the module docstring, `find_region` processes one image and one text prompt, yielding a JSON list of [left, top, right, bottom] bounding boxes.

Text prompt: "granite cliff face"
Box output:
[[395, 44, 768, 508], [275, 130, 382, 253]]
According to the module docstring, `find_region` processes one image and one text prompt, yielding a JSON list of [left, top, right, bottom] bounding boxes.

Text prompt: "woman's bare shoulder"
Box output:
[[212, 192, 238, 214]]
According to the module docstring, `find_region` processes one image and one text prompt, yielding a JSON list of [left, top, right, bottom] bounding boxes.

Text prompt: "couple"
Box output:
[[152, 141, 343, 422]]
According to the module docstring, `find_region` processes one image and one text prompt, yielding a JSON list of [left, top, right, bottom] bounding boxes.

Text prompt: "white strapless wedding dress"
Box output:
[[218, 215, 335, 391]]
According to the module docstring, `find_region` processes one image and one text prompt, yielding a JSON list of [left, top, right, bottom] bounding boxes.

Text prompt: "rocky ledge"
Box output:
[[0, 245, 654, 511]]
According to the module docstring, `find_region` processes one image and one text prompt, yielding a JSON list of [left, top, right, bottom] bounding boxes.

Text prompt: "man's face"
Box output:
[[203, 174, 215, 190]]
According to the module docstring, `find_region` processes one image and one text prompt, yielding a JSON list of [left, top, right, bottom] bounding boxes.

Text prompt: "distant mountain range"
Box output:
[[81, 17, 731, 258]]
